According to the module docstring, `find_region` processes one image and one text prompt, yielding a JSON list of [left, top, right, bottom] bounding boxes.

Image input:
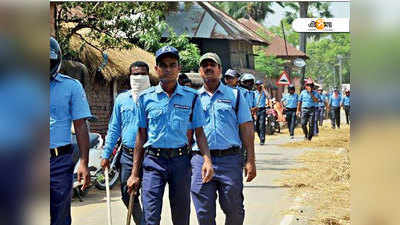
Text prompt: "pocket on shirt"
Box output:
[[148, 109, 163, 132], [173, 107, 190, 130], [215, 102, 234, 122], [120, 106, 135, 122]]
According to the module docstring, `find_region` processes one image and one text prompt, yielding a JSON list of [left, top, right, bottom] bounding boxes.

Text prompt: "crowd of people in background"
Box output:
[[180, 70, 351, 144]]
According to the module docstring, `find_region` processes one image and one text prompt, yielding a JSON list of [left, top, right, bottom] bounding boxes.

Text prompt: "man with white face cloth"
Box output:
[[101, 61, 150, 225], [130, 72, 150, 102]]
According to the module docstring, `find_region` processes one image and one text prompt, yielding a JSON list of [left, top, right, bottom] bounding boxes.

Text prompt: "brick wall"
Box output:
[[86, 81, 113, 137], [61, 60, 114, 137]]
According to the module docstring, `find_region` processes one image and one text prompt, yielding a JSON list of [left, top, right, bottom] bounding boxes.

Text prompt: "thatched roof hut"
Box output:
[[69, 34, 158, 85]]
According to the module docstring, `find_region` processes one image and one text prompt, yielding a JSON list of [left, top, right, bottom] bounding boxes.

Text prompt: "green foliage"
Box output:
[[56, 2, 200, 72], [268, 20, 299, 47], [137, 25, 200, 72], [212, 2, 275, 22], [56, 2, 166, 60], [305, 33, 351, 87], [254, 48, 287, 78], [280, 2, 333, 24]]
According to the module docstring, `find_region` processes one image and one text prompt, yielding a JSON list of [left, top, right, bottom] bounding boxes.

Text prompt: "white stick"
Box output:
[[105, 167, 112, 225]]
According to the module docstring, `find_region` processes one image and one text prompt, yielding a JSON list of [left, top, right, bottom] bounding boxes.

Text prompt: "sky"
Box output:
[[263, 2, 351, 27]]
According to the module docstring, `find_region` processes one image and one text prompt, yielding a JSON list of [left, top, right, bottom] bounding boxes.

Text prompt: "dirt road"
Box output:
[[71, 133, 307, 225]]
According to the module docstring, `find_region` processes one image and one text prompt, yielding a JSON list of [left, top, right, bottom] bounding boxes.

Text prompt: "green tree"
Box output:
[[56, 2, 200, 72], [305, 33, 351, 88], [268, 19, 299, 47], [212, 2, 275, 22], [254, 48, 287, 79], [138, 25, 200, 72]]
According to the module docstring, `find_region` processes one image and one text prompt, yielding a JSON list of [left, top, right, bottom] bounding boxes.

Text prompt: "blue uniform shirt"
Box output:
[[318, 94, 327, 107], [138, 84, 205, 148], [299, 90, 320, 108], [50, 74, 92, 149], [238, 86, 256, 109], [342, 95, 350, 106], [193, 83, 252, 151], [329, 94, 342, 107], [282, 93, 299, 109], [254, 90, 267, 108], [102, 91, 139, 158]]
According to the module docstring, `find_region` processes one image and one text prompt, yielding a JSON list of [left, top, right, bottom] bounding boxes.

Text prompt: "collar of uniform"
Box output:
[[53, 73, 63, 82], [199, 81, 224, 95], [155, 83, 184, 96]]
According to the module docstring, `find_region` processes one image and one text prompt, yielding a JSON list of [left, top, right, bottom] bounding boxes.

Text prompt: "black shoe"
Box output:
[[260, 140, 265, 145]]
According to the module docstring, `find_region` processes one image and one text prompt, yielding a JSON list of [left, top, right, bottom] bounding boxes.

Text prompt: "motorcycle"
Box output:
[[92, 138, 122, 191], [70, 118, 119, 201], [71, 131, 102, 200]]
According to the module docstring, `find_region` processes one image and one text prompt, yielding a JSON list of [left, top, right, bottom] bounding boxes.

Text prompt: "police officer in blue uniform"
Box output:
[[223, 69, 240, 88], [254, 80, 269, 145], [191, 52, 256, 225], [313, 86, 324, 136], [341, 89, 351, 125], [50, 37, 92, 225], [316, 88, 328, 126], [238, 73, 257, 116], [328, 88, 342, 129], [127, 46, 214, 225], [100, 61, 150, 225], [296, 79, 320, 141], [282, 85, 298, 139]]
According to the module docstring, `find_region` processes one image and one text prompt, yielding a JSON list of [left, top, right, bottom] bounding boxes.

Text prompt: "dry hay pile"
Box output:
[[282, 123, 350, 149], [278, 125, 350, 225]]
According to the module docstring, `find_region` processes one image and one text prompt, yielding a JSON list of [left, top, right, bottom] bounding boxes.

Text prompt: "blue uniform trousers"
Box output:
[[318, 106, 325, 126], [330, 106, 341, 128], [50, 153, 74, 225], [120, 151, 144, 225], [313, 107, 320, 135], [344, 106, 350, 124], [141, 154, 191, 225], [301, 107, 315, 140], [191, 153, 244, 225], [285, 110, 297, 136]]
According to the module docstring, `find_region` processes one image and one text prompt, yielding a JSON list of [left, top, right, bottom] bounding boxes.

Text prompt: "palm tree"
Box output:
[[277, 2, 333, 87], [212, 2, 275, 22]]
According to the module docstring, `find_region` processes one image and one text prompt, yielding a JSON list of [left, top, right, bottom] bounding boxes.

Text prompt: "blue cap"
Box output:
[[255, 80, 263, 85], [155, 46, 179, 63], [225, 69, 239, 77]]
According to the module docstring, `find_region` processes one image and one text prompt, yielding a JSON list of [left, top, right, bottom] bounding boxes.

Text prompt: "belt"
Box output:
[[122, 145, 134, 155], [50, 144, 72, 158], [145, 145, 189, 159], [193, 146, 241, 157], [302, 107, 315, 110], [258, 107, 266, 110], [286, 108, 297, 112]]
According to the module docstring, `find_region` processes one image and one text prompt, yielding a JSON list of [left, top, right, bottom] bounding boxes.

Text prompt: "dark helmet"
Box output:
[[288, 84, 295, 91], [50, 37, 62, 79]]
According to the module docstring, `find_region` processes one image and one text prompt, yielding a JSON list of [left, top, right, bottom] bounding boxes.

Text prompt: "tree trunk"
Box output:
[[299, 2, 309, 89]]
